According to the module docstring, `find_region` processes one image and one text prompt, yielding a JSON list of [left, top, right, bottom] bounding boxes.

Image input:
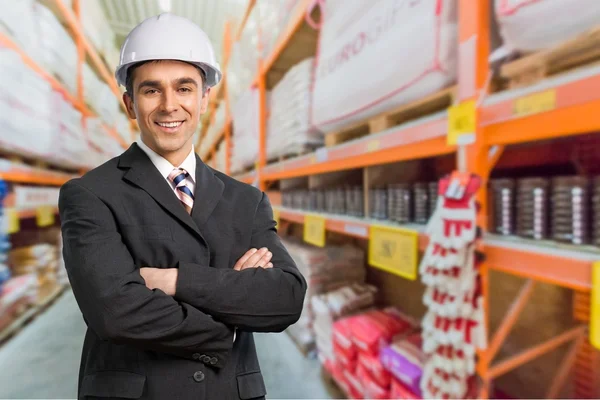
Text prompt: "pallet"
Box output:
[[501, 25, 600, 89], [324, 86, 456, 147], [285, 329, 317, 359]]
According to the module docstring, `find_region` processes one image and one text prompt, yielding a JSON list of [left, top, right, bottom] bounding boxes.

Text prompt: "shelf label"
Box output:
[[514, 89, 556, 117], [36, 206, 55, 227], [6, 209, 19, 234], [368, 225, 418, 280], [344, 223, 368, 238], [304, 214, 326, 247], [591, 261, 600, 349], [273, 208, 280, 228], [367, 140, 380, 152], [447, 99, 476, 146]]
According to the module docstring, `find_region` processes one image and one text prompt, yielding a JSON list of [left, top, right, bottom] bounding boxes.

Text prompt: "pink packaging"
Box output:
[[380, 333, 424, 397]]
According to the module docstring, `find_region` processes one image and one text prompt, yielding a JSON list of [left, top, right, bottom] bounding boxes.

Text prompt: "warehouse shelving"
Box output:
[[203, 0, 600, 398]]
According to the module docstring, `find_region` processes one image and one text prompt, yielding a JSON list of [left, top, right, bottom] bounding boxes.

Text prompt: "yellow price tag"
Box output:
[[36, 206, 55, 227], [273, 208, 280, 228], [514, 89, 556, 117], [590, 261, 600, 349], [368, 225, 418, 280], [304, 214, 326, 247], [447, 99, 476, 145], [367, 140, 380, 152], [5, 209, 19, 234]]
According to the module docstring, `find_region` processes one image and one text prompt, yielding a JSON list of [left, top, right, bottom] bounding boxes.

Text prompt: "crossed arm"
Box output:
[[59, 180, 306, 366]]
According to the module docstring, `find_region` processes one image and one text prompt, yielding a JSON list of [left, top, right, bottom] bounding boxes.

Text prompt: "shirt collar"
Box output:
[[137, 139, 196, 184]]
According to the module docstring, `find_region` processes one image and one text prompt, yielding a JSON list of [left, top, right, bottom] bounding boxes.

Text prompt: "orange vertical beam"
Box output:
[[257, 63, 267, 191], [458, 0, 491, 397]]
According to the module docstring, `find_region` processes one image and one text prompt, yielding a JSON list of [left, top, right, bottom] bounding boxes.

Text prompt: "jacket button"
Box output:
[[202, 355, 211, 364], [210, 357, 218, 365], [192, 353, 203, 360], [193, 371, 205, 382]]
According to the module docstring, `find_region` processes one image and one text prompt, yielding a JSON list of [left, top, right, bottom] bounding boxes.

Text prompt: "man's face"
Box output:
[[123, 60, 209, 162]]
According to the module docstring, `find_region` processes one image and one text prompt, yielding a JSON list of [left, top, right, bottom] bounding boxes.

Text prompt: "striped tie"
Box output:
[[168, 168, 194, 213]]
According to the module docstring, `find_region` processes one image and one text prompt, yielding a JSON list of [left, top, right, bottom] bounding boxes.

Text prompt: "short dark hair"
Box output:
[[125, 60, 208, 100]]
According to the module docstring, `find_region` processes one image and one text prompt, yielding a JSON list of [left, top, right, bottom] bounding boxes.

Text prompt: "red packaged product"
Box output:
[[391, 377, 422, 400], [333, 341, 357, 373], [344, 369, 364, 400], [358, 351, 391, 388], [351, 309, 414, 355]]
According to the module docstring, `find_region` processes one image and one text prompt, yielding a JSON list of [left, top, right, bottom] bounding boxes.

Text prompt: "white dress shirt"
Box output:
[[136, 139, 236, 342], [136, 139, 196, 195]]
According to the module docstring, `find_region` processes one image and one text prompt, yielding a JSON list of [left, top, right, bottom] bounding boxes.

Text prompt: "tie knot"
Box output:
[[168, 168, 189, 184]]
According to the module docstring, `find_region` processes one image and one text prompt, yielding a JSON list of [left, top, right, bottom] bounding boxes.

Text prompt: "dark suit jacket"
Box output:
[[58, 143, 307, 400]]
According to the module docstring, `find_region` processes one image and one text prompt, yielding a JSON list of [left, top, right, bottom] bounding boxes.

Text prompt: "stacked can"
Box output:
[[551, 176, 589, 245], [516, 177, 549, 240], [346, 186, 364, 217], [429, 181, 439, 220], [413, 182, 429, 224], [593, 177, 600, 247], [370, 187, 388, 220], [387, 183, 412, 224], [490, 179, 515, 236]]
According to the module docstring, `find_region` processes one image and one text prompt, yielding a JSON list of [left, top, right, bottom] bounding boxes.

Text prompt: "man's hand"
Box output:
[[140, 267, 178, 295], [233, 247, 273, 271]]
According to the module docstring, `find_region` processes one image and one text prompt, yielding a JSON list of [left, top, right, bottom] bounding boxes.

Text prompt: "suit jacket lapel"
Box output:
[[191, 154, 224, 228], [118, 143, 203, 238]]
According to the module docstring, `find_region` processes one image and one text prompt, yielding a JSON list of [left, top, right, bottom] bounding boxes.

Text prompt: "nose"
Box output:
[[159, 89, 178, 113]]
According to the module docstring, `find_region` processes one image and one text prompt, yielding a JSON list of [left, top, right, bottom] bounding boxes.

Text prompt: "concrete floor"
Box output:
[[0, 289, 338, 399]]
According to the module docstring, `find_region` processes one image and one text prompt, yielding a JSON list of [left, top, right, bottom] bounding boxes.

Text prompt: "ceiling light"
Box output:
[[158, 0, 172, 12]]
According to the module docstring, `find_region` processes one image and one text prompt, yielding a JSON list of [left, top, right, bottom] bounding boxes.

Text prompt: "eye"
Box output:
[[145, 89, 158, 95], [179, 87, 192, 93]]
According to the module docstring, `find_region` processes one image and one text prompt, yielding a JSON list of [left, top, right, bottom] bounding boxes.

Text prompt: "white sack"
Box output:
[[495, 0, 600, 52], [311, 0, 458, 133]]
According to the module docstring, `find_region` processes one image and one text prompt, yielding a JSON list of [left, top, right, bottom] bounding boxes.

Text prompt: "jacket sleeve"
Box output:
[[59, 179, 234, 367], [175, 192, 307, 332]]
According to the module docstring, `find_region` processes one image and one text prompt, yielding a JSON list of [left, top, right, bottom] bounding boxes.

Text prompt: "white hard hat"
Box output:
[[115, 13, 221, 89]]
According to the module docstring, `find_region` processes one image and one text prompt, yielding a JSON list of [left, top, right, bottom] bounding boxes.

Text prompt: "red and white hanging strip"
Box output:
[[419, 173, 485, 399]]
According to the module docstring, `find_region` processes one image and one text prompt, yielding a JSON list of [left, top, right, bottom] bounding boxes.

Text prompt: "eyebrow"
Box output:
[[137, 77, 199, 91]]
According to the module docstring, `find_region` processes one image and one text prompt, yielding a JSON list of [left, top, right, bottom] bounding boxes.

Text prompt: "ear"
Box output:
[[123, 93, 137, 119], [200, 87, 211, 114]]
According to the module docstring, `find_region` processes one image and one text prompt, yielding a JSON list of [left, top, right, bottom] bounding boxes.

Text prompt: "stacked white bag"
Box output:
[[256, 0, 304, 60], [86, 118, 125, 166], [227, 10, 260, 109], [494, 0, 600, 52], [0, 0, 41, 65], [33, 3, 78, 95], [267, 58, 322, 160], [231, 88, 261, 173], [83, 64, 120, 127], [202, 104, 227, 158], [311, 0, 458, 133], [214, 142, 227, 173], [282, 238, 367, 352]]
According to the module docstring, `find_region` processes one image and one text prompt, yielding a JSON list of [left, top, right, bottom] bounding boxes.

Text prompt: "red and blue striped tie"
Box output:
[[168, 168, 194, 213]]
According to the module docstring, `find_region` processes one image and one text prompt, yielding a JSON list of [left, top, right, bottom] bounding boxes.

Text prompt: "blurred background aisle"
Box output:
[[2, 0, 600, 399]]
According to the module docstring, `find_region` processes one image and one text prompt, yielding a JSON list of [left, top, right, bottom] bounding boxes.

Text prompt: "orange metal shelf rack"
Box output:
[[204, 0, 600, 397]]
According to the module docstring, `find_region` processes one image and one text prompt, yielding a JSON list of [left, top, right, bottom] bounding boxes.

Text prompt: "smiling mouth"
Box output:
[[155, 121, 184, 128]]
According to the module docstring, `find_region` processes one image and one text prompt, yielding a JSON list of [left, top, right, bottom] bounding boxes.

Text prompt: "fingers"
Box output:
[[242, 250, 273, 270], [233, 248, 258, 271], [242, 247, 271, 270]]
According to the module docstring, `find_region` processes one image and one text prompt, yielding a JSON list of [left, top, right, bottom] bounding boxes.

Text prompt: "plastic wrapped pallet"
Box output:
[[283, 238, 367, 353], [205, 105, 227, 155], [495, 0, 600, 52], [0, 0, 41, 65], [231, 88, 261, 173], [267, 58, 323, 160], [34, 3, 78, 94], [311, 0, 458, 133], [227, 8, 260, 107], [214, 141, 227, 173], [256, 0, 304, 60]]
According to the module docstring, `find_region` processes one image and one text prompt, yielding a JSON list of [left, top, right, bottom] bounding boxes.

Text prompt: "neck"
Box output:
[[140, 138, 192, 167]]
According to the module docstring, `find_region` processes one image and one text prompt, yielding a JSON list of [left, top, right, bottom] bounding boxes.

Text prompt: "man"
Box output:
[[58, 13, 307, 400]]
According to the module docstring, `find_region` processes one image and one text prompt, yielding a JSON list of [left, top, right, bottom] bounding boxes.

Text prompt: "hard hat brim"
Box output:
[[115, 58, 222, 89]]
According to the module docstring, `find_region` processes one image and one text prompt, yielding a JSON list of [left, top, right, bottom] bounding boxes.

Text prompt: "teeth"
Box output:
[[157, 121, 182, 128]]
